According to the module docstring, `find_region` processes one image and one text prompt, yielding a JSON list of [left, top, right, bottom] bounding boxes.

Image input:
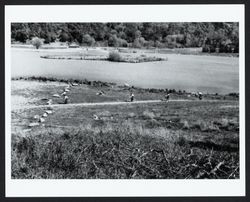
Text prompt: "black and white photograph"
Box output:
[[5, 5, 245, 197]]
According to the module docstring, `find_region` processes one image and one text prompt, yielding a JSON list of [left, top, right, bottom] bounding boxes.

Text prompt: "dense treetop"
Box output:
[[11, 22, 239, 52]]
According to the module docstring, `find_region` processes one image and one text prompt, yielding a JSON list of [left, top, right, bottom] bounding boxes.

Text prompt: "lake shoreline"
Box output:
[[11, 78, 239, 179], [11, 48, 239, 94], [11, 45, 239, 58], [40, 54, 168, 63], [11, 76, 239, 99]]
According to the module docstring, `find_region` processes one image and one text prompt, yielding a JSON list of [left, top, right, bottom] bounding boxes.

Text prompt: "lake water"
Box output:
[[11, 48, 239, 94]]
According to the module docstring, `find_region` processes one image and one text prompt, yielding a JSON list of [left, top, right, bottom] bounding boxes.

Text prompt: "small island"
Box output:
[[40, 49, 168, 63]]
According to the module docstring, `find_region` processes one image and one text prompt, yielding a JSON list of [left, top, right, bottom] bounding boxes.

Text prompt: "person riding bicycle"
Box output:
[[130, 92, 134, 102], [165, 93, 170, 102], [64, 95, 69, 104], [198, 92, 203, 100]]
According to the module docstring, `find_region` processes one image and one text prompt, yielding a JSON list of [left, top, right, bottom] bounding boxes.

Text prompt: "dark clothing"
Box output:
[[198, 94, 203, 100], [64, 96, 69, 104], [165, 94, 170, 101], [130, 94, 134, 102]]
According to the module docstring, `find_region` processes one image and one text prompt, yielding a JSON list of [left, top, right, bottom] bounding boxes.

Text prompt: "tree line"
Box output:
[[11, 22, 239, 53]]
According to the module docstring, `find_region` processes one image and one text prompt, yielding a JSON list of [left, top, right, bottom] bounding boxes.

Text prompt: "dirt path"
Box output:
[[11, 99, 233, 111]]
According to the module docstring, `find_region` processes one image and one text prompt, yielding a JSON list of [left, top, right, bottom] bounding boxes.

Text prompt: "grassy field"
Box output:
[[11, 79, 239, 179]]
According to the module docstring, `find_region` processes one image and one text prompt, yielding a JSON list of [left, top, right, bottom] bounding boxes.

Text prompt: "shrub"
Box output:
[[108, 51, 122, 62], [228, 93, 239, 98], [146, 119, 162, 128], [128, 112, 136, 118], [31, 37, 43, 49], [97, 111, 111, 117], [192, 120, 220, 132], [142, 110, 155, 119]]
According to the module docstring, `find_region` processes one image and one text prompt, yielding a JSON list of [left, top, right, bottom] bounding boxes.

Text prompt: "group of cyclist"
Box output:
[[128, 91, 203, 102], [62, 85, 203, 105]]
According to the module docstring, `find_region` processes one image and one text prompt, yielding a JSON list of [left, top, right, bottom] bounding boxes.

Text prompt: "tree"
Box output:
[[108, 35, 119, 47], [31, 37, 43, 49], [117, 38, 128, 47], [155, 40, 164, 48], [139, 37, 146, 46], [82, 34, 95, 46], [124, 23, 138, 42], [135, 30, 141, 38], [44, 33, 52, 44], [59, 32, 70, 42], [44, 32, 57, 44], [15, 30, 29, 43], [133, 38, 141, 48], [11, 22, 239, 52]]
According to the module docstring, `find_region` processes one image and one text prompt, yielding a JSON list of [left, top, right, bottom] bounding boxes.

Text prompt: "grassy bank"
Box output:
[[12, 76, 115, 87], [12, 121, 239, 179], [12, 98, 239, 179], [11, 76, 239, 100], [11, 78, 239, 179]]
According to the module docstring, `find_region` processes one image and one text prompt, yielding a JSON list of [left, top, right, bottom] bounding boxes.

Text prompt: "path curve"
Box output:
[[11, 99, 235, 111]]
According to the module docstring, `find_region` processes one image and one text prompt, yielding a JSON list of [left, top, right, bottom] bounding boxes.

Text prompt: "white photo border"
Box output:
[[5, 4, 245, 197]]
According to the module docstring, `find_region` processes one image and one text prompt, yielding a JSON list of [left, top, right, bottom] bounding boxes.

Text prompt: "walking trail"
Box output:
[[12, 99, 230, 111]]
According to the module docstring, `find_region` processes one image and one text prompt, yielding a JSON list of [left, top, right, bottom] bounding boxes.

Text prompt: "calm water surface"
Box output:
[[11, 48, 239, 94]]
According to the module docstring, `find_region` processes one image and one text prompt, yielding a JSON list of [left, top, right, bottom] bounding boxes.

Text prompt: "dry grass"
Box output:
[[142, 110, 156, 119], [11, 79, 239, 179], [12, 122, 239, 179], [12, 100, 239, 179]]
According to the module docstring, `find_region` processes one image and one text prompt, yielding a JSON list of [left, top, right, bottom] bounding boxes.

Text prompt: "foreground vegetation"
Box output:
[[12, 122, 239, 179], [11, 78, 239, 179]]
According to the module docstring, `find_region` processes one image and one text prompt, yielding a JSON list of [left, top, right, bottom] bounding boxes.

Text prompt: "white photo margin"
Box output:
[[5, 4, 245, 197]]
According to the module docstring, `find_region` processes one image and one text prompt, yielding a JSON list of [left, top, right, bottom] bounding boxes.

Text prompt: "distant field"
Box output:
[[11, 80, 239, 179]]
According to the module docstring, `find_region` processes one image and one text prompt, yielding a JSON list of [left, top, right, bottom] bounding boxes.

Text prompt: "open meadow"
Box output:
[[11, 78, 239, 179]]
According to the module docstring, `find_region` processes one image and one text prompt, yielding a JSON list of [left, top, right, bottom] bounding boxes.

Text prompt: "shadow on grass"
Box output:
[[188, 140, 238, 152]]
